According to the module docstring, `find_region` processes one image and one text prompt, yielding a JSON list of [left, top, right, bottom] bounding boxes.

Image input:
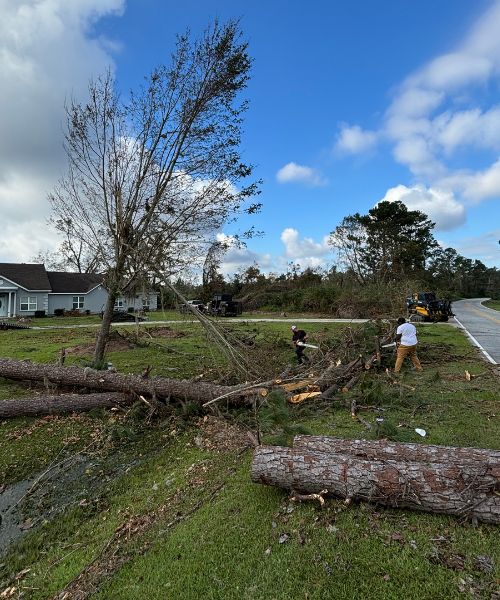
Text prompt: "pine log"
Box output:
[[0, 393, 131, 418], [251, 445, 500, 524], [293, 436, 500, 467], [0, 359, 239, 405]]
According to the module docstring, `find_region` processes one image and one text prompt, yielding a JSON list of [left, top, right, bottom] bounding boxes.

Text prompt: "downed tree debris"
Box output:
[[0, 393, 131, 418], [251, 436, 500, 524], [0, 358, 264, 415], [0, 322, 397, 417]]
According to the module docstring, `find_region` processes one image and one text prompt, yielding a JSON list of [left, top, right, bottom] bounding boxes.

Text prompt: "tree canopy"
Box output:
[[329, 201, 437, 284], [49, 20, 259, 361]]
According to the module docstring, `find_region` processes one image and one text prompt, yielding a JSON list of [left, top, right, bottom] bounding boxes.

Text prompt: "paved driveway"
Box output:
[[452, 298, 500, 364]]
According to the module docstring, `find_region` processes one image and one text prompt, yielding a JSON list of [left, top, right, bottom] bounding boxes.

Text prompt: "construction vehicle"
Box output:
[[207, 293, 243, 317], [406, 292, 454, 322]]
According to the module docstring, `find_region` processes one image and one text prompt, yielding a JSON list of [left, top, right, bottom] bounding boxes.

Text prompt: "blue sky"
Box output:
[[0, 0, 499, 273]]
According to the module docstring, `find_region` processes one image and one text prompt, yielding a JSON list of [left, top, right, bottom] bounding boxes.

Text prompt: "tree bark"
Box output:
[[0, 359, 242, 405], [0, 393, 131, 418], [293, 436, 500, 466], [251, 445, 500, 524], [94, 285, 118, 363]]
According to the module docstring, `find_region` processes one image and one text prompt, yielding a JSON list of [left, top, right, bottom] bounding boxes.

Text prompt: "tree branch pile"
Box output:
[[251, 435, 500, 524]]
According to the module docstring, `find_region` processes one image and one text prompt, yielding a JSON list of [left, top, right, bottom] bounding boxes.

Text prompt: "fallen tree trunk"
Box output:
[[0, 358, 239, 405], [251, 445, 500, 524], [293, 436, 500, 468], [0, 392, 131, 418]]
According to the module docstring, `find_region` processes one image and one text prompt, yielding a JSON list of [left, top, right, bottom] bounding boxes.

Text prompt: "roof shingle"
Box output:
[[0, 263, 51, 290], [46, 272, 104, 293]]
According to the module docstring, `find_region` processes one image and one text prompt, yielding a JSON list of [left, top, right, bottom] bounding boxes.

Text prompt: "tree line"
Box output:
[[167, 200, 500, 317]]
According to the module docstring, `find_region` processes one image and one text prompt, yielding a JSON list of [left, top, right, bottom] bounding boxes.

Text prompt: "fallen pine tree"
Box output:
[[0, 358, 237, 404], [0, 392, 131, 418], [0, 323, 396, 417], [251, 437, 500, 524]]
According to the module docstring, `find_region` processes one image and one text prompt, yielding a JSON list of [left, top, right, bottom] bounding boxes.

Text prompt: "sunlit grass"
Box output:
[[0, 322, 498, 599]]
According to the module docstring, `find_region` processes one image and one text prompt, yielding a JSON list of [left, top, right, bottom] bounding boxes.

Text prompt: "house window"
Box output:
[[73, 296, 84, 310], [114, 298, 125, 309], [20, 296, 37, 311]]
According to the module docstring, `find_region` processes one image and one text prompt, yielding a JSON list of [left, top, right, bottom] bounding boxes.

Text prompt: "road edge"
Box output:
[[453, 316, 497, 365]]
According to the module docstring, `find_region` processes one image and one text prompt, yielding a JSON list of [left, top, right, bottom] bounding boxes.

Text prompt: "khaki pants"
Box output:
[[394, 344, 422, 372]]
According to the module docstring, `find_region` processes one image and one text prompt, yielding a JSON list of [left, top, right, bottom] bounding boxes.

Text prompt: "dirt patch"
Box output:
[[194, 415, 252, 453], [146, 327, 186, 339], [66, 338, 135, 356]]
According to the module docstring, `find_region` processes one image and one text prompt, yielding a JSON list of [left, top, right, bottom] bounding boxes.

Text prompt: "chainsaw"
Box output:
[[296, 341, 319, 349]]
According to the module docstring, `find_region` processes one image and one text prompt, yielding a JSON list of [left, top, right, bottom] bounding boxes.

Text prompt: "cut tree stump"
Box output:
[[251, 441, 500, 524], [0, 393, 131, 418]]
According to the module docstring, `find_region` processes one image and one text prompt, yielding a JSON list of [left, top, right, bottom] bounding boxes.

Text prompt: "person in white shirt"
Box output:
[[394, 317, 423, 373]]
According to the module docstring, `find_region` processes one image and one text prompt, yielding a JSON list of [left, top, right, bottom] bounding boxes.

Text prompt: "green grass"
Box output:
[[0, 321, 499, 599], [483, 300, 500, 312]]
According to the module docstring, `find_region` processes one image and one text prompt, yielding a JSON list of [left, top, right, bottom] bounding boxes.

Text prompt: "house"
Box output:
[[0, 263, 158, 318]]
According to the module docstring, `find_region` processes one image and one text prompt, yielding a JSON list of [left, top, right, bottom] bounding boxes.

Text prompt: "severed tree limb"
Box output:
[[290, 488, 328, 507], [0, 392, 131, 418]]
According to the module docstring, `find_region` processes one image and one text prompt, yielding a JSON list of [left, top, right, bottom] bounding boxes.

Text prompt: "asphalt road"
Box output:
[[452, 298, 500, 364]]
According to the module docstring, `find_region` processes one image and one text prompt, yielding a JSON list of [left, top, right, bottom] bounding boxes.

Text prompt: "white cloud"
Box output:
[[213, 233, 272, 277], [280, 228, 330, 259], [276, 162, 326, 186], [335, 124, 377, 154], [438, 158, 500, 203], [409, 53, 493, 91], [379, 184, 466, 231], [338, 2, 500, 207], [0, 0, 124, 262], [451, 229, 500, 266]]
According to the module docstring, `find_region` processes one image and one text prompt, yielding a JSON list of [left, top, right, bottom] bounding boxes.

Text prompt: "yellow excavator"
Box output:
[[406, 292, 454, 322]]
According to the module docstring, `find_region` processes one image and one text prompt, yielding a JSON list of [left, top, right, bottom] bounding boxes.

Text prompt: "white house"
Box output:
[[0, 263, 158, 317]]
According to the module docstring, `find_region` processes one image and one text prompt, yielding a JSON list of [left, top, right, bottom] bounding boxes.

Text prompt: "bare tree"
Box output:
[[49, 20, 260, 362], [328, 216, 368, 285], [33, 219, 105, 273]]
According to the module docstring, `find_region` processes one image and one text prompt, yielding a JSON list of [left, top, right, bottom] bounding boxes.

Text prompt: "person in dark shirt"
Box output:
[[291, 325, 310, 364]]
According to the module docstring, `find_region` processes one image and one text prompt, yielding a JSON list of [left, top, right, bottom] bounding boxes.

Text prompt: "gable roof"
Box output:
[[46, 271, 104, 293], [0, 263, 51, 290]]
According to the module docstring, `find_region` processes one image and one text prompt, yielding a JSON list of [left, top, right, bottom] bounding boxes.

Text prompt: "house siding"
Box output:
[[1, 266, 158, 317], [48, 286, 108, 314], [16, 292, 49, 316], [118, 293, 159, 311]]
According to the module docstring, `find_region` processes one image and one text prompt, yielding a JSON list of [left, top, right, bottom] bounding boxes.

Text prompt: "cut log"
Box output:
[[293, 436, 500, 467], [251, 445, 500, 524], [0, 359, 240, 405], [0, 393, 131, 418]]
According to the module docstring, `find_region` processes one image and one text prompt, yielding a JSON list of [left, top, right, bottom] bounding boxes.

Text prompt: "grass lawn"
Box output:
[[0, 320, 498, 599], [483, 300, 500, 312]]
